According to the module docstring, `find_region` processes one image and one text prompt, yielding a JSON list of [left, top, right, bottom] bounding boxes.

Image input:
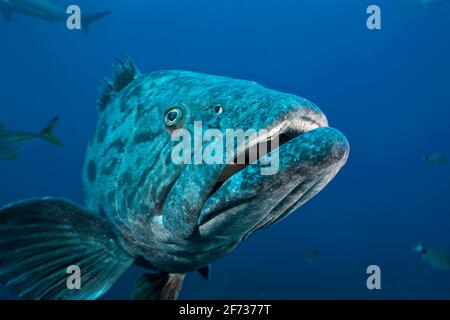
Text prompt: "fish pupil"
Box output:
[[215, 105, 223, 114], [167, 111, 178, 122]]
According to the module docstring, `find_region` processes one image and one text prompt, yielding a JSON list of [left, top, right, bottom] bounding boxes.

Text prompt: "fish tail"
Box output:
[[82, 11, 111, 35], [40, 116, 62, 146], [0, 198, 134, 299]]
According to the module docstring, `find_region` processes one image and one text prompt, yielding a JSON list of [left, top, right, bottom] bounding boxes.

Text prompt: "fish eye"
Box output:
[[214, 105, 223, 114], [164, 107, 183, 127]]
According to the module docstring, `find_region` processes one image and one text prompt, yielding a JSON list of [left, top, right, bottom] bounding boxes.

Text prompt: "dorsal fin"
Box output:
[[97, 56, 140, 112]]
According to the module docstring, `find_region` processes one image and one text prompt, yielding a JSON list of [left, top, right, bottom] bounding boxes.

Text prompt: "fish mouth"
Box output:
[[197, 110, 348, 234]]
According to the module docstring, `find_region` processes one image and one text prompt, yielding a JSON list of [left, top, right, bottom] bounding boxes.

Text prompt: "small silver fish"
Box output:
[[414, 243, 450, 270], [0, 117, 62, 160]]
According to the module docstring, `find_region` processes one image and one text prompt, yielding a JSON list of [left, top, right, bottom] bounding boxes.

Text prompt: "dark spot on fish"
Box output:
[[104, 139, 126, 156], [87, 160, 97, 182], [136, 103, 150, 120], [128, 84, 142, 99], [97, 122, 108, 144], [120, 97, 128, 113], [136, 103, 144, 118], [140, 204, 151, 215], [121, 84, 143, 112], [165, 153, 174, 167], [133, 130, 157, 144], [147, 81, 156, 90], [127, 189, 138, 207], [98, 100, 108, 113], [126, 167, 152, 208], [137, 167, 152, 188], [135, 157, 144, 168], [155, 175, 178, 211], [98, 206, 107, 218], [127, 169, 155, 209], [107, 191, 115, 204], [101, 158, 119, 176], [231, 86, 249, 100], [121, 171, 133, 186]]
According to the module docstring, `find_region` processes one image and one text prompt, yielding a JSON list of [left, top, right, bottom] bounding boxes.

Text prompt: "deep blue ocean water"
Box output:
[[1, 0, 450, 300]]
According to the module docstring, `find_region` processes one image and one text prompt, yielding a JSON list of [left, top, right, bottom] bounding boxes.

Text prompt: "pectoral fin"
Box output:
[[132, 273, 185, 300], [0, 198, 134, 299]]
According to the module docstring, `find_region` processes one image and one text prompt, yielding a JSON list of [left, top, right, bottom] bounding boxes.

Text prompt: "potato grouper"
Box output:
[[0, 57, 350, 300]]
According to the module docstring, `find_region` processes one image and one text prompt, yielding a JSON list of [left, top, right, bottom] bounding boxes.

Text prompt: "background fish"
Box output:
[[0, 57, 349, 300], [414, 243, 450, 270], [423, 153, 447, 165], [0, 117, 61, 160], [302, 250, 319, 263]]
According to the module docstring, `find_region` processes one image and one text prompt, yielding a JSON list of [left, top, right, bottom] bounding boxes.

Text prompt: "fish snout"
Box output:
[[286, 127, 349, 174]]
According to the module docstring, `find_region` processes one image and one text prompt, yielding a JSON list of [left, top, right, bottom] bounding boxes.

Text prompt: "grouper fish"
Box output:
[[0, 0, 110, 33], [0, 57, 350, 300]]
